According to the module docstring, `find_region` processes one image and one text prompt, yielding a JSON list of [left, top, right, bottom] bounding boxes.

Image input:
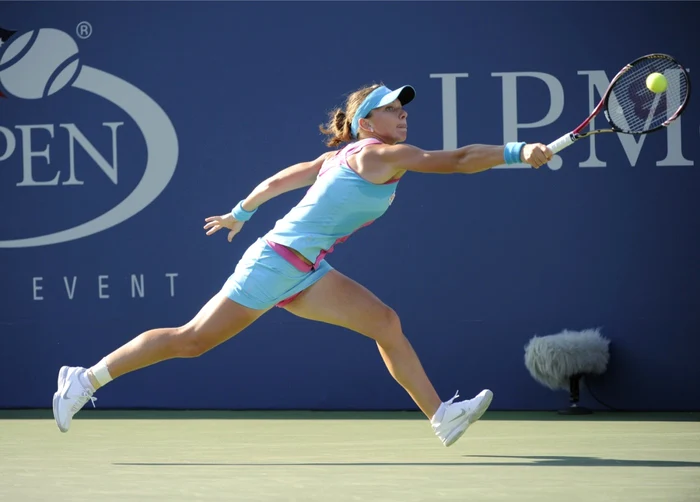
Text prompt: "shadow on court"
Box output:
[[463, 455, 700, 467], [113, 456, 700, 468]]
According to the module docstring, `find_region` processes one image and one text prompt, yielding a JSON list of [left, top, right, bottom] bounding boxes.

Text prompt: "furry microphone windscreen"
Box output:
[[524, 328, 610, 390]]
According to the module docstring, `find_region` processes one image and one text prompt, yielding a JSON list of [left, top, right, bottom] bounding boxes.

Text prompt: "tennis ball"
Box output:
[[646, 72, 668, 93], [0, 28, 80, 99]]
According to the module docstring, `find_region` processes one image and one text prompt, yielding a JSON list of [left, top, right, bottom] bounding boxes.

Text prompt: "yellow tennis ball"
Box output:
[[646, 72, 668, 93]]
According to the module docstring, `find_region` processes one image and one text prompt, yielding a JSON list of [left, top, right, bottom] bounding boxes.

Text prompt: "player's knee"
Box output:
[[385, 307, 403, 334], [373, 307, 404, 346], [172, 326, 214, 358]]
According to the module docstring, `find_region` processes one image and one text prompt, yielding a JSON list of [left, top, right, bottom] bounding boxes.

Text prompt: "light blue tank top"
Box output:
[[263, 138, 399, 269]]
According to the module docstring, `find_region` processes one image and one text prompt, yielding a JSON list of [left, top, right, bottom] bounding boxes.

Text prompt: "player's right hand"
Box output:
[[520, 143, 553, 169], [203, 213, 245, 242]]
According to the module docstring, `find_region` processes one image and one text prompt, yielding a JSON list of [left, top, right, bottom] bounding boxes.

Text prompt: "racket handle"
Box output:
[[547, 133, 576, 154]]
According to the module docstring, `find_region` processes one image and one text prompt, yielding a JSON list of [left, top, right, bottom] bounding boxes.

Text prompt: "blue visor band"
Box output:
[[350, 85, 415, 138]]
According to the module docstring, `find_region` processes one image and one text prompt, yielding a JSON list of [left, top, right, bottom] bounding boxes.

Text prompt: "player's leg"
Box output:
[[284, 268, 441, 418], [283, 267, 493, 447], [94, 293, 267, 382], [53, 238, 284, 433], [53, 294, 268, 433]]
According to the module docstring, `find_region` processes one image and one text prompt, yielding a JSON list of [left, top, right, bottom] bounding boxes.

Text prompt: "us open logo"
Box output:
[[0, 27, 179, 248]]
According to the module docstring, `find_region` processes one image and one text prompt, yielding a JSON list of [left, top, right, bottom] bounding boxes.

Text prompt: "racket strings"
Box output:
[[607, 56, 687, 133], [614, 68, 682, 129]]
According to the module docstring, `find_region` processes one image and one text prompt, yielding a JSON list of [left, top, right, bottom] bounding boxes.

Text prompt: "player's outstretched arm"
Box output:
[[365, 142, 552, 175]]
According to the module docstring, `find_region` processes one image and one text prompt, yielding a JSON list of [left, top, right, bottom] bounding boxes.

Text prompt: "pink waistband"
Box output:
[[265, 239, 313, 273], [266, 220, 377, 274]]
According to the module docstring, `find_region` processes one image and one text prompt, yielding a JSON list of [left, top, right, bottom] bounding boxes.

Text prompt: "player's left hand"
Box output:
[[521, 143, 553, 169], [203, 213, 245, 242]]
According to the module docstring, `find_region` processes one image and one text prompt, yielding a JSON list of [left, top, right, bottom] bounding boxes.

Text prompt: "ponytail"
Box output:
[[318, 83, 383, 148], [319, 108, 354, 147]]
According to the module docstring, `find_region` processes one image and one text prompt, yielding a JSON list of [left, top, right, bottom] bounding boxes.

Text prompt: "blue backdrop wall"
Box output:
[[1, 1, 698, 411]]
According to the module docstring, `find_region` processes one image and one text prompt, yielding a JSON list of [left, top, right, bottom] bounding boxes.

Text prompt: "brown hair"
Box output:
[[319, 83, 383, 148]]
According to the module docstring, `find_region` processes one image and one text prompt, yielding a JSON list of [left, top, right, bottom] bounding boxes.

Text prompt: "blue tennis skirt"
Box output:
[[220, 238, 333, 310]]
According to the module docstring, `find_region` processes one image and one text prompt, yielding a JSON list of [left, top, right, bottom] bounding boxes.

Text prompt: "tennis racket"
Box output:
[[547, 53, 691, 154]]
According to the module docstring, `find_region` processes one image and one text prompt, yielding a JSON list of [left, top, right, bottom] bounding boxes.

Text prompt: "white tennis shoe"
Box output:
[[53, 366, 96, 433], [431, 389, 493, 447]]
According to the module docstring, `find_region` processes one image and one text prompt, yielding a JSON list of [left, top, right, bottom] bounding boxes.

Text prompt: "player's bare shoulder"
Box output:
[[362, 143, 412, 162], [352, 144, 406, 183]]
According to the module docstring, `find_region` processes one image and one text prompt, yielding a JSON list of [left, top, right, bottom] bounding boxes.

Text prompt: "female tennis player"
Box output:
[[53, 83, 552, 447]]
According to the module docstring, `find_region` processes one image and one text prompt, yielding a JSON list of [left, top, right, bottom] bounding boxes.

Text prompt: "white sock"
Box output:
[[89, 359, 113, 388]]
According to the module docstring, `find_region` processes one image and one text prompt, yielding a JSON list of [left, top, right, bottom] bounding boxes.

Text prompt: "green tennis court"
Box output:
[[1, 411, 698, 501]]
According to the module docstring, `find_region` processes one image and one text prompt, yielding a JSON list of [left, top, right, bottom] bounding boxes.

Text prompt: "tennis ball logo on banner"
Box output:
[[0, 29, 80, 99], [0, 27, 179, 248]]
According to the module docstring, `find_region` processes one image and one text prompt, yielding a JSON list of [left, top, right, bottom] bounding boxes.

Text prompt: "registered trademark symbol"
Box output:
[[76, 21, 92, 39]]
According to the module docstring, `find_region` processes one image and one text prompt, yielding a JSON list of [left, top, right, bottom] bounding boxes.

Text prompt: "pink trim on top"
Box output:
[[340, 138, 383, 167], [318, 138, 383, 179], [318, 150, 341, 178]]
